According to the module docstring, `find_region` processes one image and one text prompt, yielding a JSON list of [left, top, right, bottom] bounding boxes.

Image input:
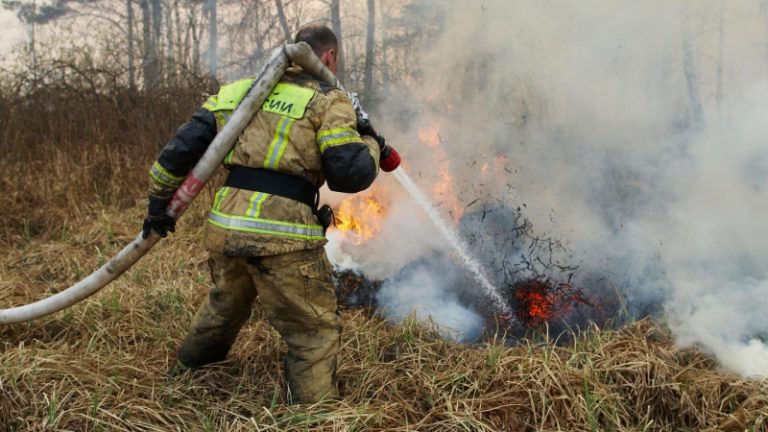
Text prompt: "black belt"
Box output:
[[224, 166, 319, 210]]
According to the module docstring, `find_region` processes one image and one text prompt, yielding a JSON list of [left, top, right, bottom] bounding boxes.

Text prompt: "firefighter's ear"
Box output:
[[320, 49, 338, 74]]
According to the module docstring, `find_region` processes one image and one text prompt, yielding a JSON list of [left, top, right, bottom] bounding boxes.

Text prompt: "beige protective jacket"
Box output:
[[149, 66, 380, 256]]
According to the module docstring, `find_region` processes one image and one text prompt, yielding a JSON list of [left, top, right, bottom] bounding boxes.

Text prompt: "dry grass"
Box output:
[[1, 193, 767, 431], [1, 84, 767, 432]]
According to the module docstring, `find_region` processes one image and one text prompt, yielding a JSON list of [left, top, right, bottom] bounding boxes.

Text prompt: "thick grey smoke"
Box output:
[[328, 0, 768, 374]]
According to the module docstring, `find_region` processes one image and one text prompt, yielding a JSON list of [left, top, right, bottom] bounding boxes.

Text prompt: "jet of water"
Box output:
[[391, 167, 510, 314]]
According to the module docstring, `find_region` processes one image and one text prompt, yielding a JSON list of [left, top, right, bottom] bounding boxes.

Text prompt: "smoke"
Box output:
[[328, 0, 768, 374], [376, 263, 485, 342]]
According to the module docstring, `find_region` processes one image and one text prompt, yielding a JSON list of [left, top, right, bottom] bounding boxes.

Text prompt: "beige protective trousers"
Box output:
[[177, 247, 340, 403]]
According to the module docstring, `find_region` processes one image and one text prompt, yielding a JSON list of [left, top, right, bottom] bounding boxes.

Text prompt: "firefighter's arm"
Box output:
[[148, 103, 218, 200], [148, 78, 254, 200], [316, 90, 380, 193]]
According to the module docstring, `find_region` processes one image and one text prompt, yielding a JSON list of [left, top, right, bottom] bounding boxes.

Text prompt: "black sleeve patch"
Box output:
[[322, 143, 377, 193], [157, 108, 217, 177]]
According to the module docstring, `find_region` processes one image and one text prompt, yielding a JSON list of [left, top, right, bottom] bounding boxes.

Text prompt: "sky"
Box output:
[[0, 9, 25, 56]]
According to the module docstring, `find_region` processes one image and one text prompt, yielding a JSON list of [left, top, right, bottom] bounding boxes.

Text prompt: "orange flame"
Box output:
[[416, 122, 464, 222], [332, 190, 387, 244], [513, 279, 557, 326], [516, 290, 555, 322]]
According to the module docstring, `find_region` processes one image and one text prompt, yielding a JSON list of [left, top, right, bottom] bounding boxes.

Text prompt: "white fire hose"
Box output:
[[0, 42, 340, 325]]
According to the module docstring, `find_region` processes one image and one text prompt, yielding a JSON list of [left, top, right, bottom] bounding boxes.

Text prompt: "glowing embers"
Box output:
[[332, 190, 387, 244], [507, 278, 592, 328]]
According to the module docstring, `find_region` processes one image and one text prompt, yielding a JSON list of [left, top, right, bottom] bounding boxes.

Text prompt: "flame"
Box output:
[[332, 121, 464, 244], [416, 122, 464, 222], [509, 278, 593, 328], [332, 189, 387, 244], [515, 288, 555, 325]]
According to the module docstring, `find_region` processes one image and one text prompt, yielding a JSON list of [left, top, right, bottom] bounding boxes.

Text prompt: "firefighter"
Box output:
[[142, 24, 401, 403]]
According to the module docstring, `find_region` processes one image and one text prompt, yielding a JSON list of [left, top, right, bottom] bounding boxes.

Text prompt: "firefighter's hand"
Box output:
[[380, 142, 401, 172], [356, 118, 378, 138], [142, 197, 176, 239]]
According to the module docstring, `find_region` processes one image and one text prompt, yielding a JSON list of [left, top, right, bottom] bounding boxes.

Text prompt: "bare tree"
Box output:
[[363, 0, 375, 99], [164, 0, 174, 83], [330, 0, 344, 82], [189, 1, 203, 74], [151, 0, 162, 79], [379, 0, 389, 85], [140, 0, 155, 89], [275, 0, 291, 43], [206, 0, 217, 80], [127, 0, 136, 93], [2, 0, 73, 85]]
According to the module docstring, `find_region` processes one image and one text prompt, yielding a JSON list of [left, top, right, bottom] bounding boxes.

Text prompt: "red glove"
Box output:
[[380, 145, 401, 172]]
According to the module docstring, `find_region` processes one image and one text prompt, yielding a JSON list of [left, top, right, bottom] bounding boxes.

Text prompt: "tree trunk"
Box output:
[[207, 0, 217, 80], [190, 4, 200, 74], [165, 0, 174, 83], [174, 0, 187, 68], [29, 0, 37, 86], [127, 0, 136, 93], [330, 0, 344, 82], [151, 0, 162, 82], [363, 0, 375, 99], [275, 0, 291, 43], [379, 0, 389, 85], [140, 0, 157, 90]]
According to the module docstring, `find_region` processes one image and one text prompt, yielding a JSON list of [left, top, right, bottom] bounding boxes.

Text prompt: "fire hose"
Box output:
[[0, 42, 343, 325]]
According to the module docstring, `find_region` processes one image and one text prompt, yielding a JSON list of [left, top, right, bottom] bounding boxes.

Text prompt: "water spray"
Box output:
[[391, 167, 510, 315]]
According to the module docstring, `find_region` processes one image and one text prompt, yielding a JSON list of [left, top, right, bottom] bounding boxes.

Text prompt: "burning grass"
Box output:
[[1, 196, 767, 431]]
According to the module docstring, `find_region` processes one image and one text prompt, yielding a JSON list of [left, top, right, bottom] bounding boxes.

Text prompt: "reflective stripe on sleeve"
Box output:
[[201, 96, 218, 111], [207, 209, 325, 240], [317, 127, 362, 153], [149, 161, 184, 188]]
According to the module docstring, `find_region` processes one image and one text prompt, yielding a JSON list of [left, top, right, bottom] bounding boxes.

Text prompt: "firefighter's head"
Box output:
[[295, 24, 339, 74]]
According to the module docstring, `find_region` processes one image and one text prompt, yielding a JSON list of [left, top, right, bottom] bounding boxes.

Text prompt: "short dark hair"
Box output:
[[295, 24, 338, 58]]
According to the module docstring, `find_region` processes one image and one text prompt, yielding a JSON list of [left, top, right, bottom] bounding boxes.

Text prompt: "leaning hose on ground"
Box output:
[[0, 42, 324, 325]]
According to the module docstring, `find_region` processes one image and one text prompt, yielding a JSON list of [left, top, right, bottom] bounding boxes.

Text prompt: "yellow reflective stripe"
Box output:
[[212, 186, 231, 211], [263, 116, 295, 169], [152, 161, 184, 181], [318, 135, 363, 153], [149, 161, 184, 188], [245, 192, 269, 217], [224, 148, 235, 165], [201, 96, 218, 111], [150, 171, 177, 189], [317, 127, 361, 153], [207, 209, 325, 240], [317, 127, 356, 139]]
